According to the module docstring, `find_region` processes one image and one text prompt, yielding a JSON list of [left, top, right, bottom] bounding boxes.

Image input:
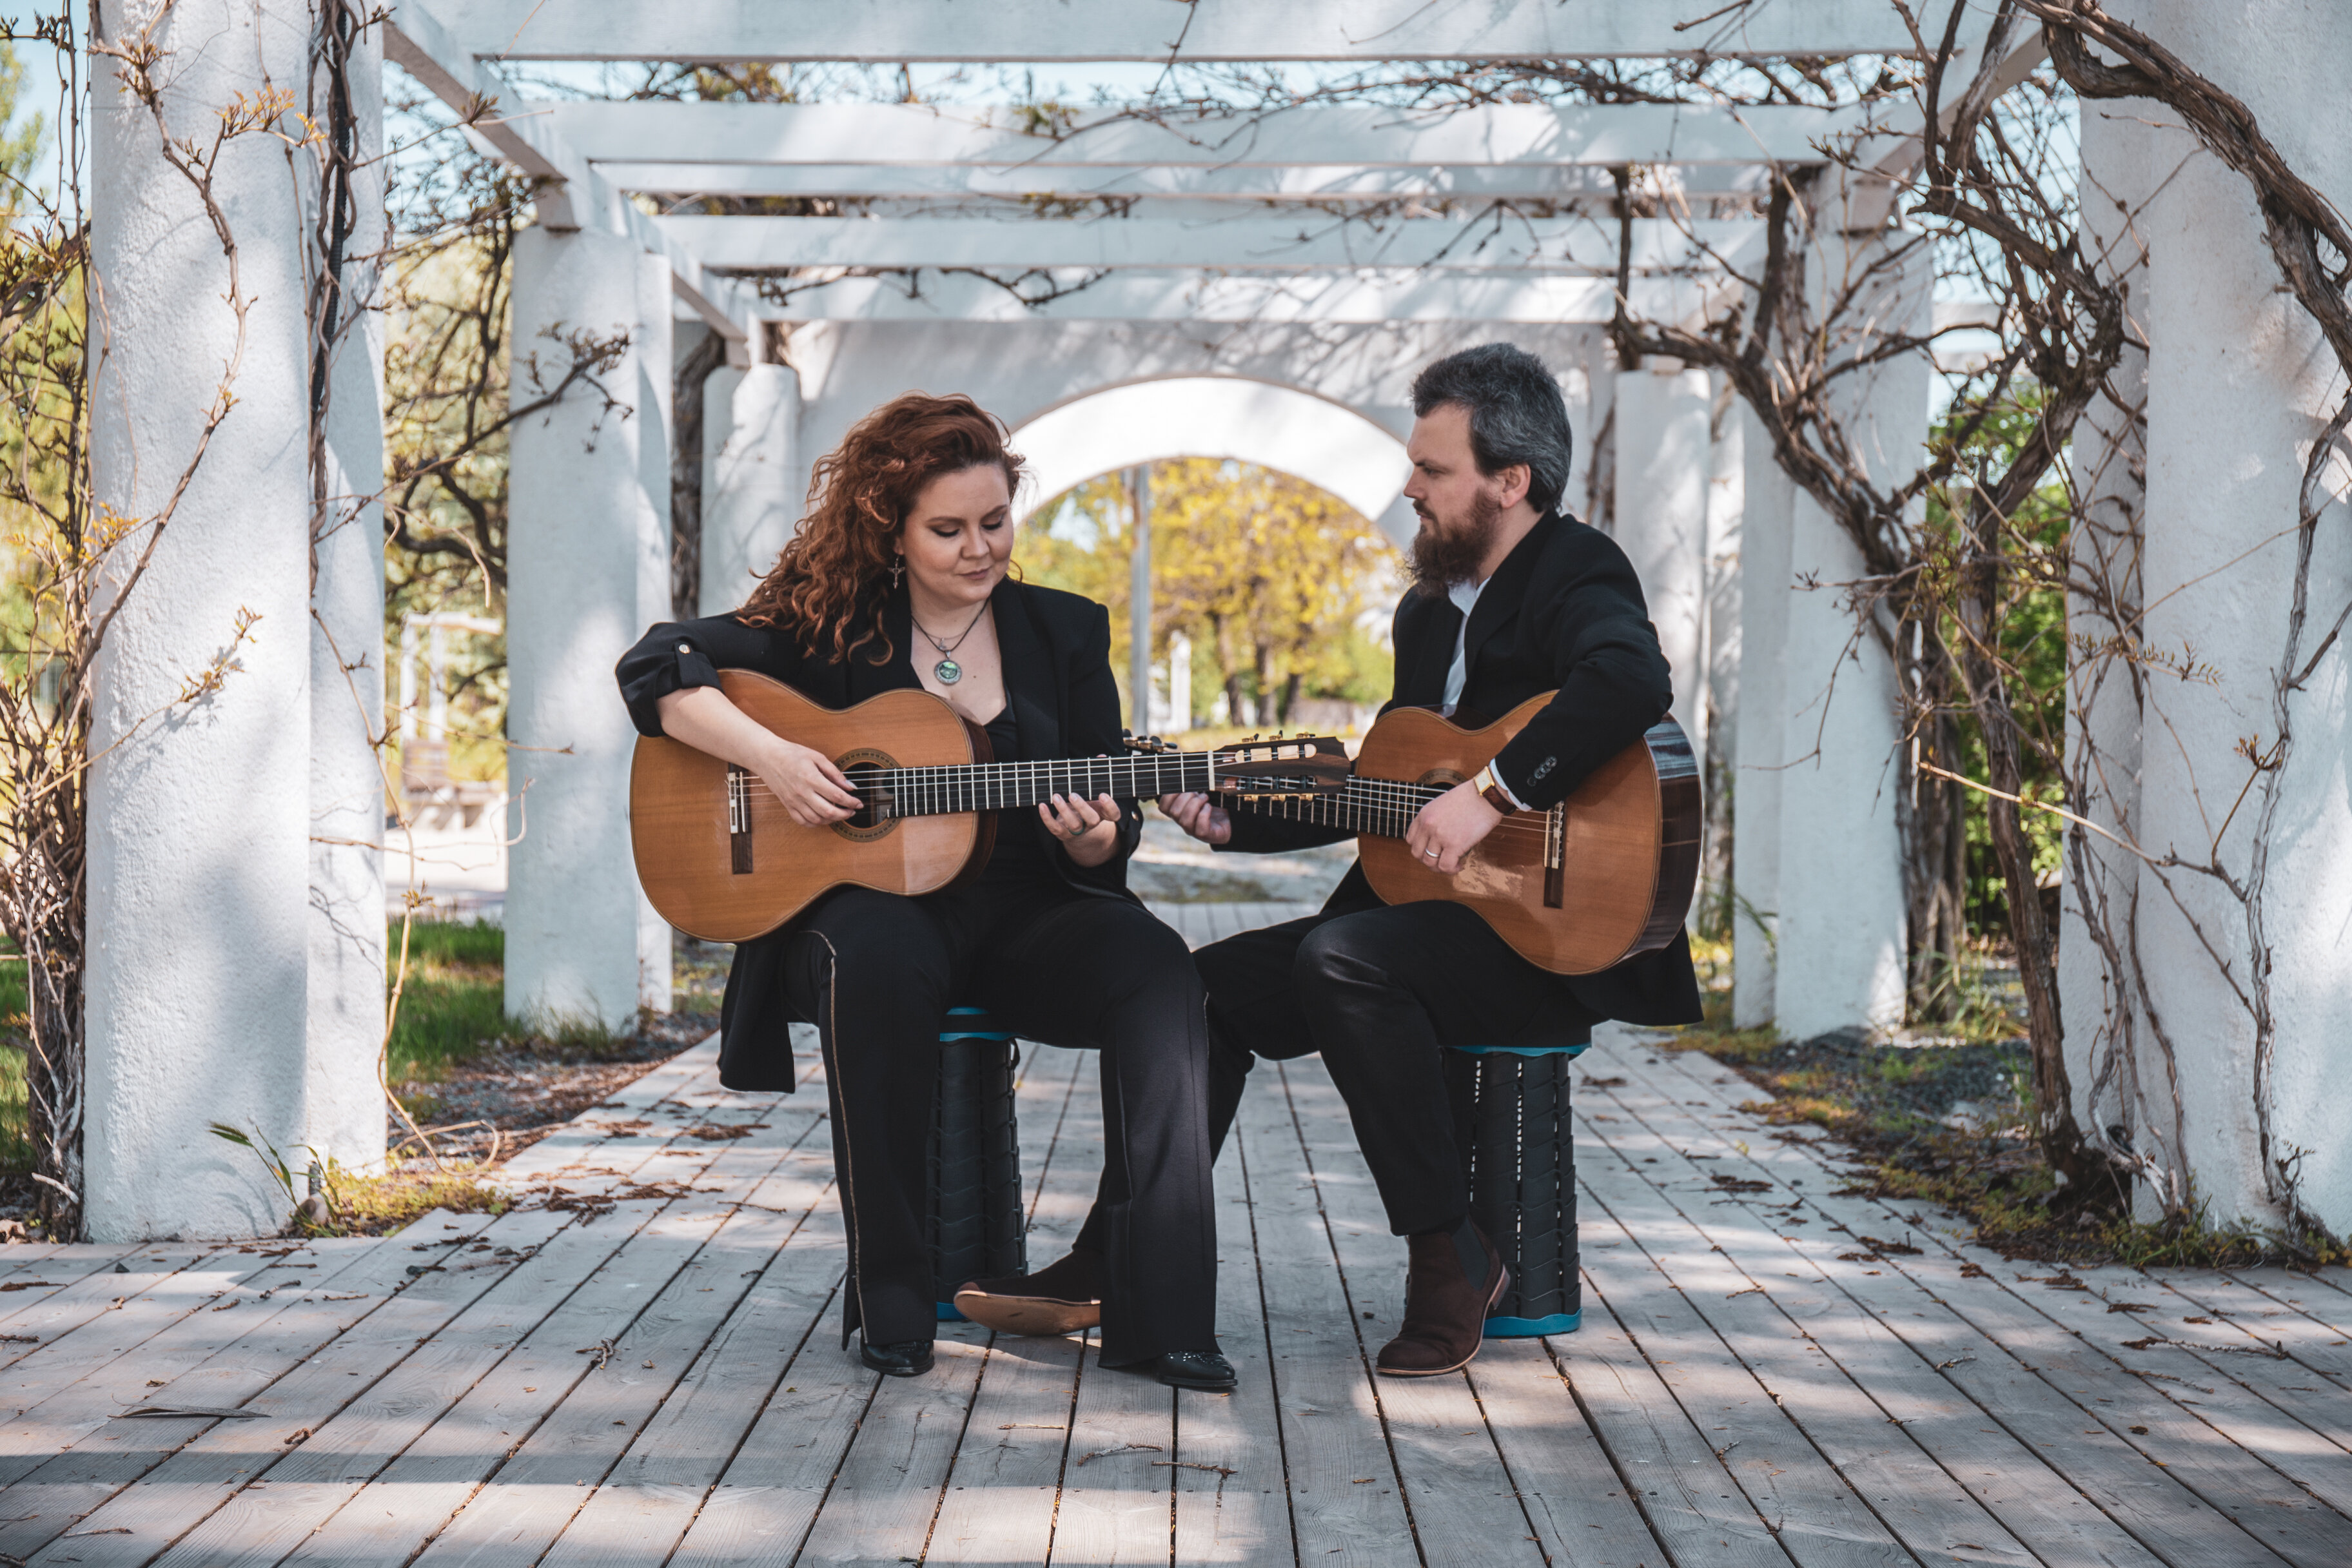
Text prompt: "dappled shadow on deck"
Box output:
[[2, 1014, 2348, 1565]]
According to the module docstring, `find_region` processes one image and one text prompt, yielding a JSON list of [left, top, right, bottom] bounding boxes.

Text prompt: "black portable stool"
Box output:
[[928, 1005, 1028, 1320], [1444, 1021, 1590, 1338]]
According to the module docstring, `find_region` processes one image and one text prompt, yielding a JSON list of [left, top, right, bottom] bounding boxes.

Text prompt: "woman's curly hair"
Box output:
[[737, 392, 1025, 662]]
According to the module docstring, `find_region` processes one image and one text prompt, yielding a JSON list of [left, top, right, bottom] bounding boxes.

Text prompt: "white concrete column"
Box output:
[[1732, 407, 1792, 1029], [308, 10, 389, 1173], [507, 229, 674, 1029], [2061, 99, 2162, 1205], [1612, 358, 1713, 747], [1580, 335, 1619, 528], [87, 0, 318, 1239], [696, 360, 740, 612], [701, 362, 799, 616], [1558, 331, 1600, 519], [1130, 464, 1153, 730], [1701, 384, 1743, 922], [2130, 0, 2352, 1230], [1770, 217, 1926, 1041]]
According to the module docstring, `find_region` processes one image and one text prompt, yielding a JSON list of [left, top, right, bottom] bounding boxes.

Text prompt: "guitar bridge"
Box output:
[[1544, 801, 1565, 909], [727, 765, 753, 875]]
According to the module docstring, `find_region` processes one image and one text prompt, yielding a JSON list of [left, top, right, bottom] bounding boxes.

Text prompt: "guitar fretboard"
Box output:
[[1231, 776, 1451, 840], [857, 753, 1217, 819]]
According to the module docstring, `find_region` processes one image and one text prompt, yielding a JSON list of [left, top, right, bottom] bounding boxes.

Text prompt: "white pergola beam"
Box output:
[[747, 268, 1710, 324], [535, 101, 1844, 170], [410, 0, 1962, 63], [596, 161, 1774, 201], [385, 6, 754, 345], [657, 214, 1762, 273]]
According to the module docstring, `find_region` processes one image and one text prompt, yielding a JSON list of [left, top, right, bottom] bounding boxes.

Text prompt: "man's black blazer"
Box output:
[[1226, 509, 1703, 1026], [616, 576, 1146, 1090]]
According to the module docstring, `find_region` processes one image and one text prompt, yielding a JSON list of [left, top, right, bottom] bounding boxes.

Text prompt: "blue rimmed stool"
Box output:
[[1444, 1020, 1590, 1338], [928, 1006, 1027, 1320]]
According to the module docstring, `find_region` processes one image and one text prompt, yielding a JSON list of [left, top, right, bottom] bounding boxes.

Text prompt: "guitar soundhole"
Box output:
[[830, 752, 900, 843]]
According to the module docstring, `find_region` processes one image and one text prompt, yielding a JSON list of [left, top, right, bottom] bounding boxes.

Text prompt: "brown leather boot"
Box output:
[[1375, 1223, 1507, 1377], [954, 1247, 1104, 1335]]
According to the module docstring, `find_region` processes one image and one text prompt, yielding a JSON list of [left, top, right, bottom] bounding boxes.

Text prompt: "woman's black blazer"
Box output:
[[616, 576, 1146, 1090]]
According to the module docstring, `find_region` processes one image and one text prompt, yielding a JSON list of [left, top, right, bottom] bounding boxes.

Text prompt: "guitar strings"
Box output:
[[728, 768, 1571, 841], [719, 745, 1575, 841]]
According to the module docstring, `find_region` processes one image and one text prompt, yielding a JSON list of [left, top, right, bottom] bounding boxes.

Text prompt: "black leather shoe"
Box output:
[[859, 1337, 934, 1377], [1154, 1349, 1237, 1392]]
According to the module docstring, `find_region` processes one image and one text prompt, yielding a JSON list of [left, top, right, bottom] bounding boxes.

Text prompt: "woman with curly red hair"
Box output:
[[616, 393, 1230, 1391]]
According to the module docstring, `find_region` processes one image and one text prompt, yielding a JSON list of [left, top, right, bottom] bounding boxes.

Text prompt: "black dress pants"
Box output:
[[779, 883, 1215, 1365], [1188, 899, 1602, 1238]]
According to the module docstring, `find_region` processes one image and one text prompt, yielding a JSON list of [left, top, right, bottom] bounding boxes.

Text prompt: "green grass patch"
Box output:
[[386, 918, 510, 1085], [317, 1162, 511, 1237], [387, 919, 507, 1083]]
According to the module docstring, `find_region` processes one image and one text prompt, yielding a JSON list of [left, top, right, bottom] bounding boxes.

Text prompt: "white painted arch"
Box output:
[[1008, 377, 1416, 545]]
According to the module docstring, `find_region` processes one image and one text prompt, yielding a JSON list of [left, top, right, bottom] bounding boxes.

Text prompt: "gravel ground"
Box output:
[[391, 1007, 721, 1169], [1745, 1026, 2035, 1139]]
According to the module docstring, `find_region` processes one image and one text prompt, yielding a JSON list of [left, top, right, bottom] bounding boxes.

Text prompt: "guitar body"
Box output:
[[629, 671, 990, 943], [1354, 695, 1701, 974]]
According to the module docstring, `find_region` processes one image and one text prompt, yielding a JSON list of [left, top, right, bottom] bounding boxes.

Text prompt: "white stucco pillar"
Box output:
[[701, 362, 799, 617], [1770, 219, 1925, 1041], [1732, 408, 1792, 1029], [87, 0, 318, 1239], [309, 14, 389, 1173], [1701, 385, 1743, 926], [2061, 100, 2161, 1208], [697, 361, 740, 612], [2130, 0, 2352, 1230], [1580, 336, 1619, 528], [1612, 358, 1713, 746], [507, 229, 674, 1030]]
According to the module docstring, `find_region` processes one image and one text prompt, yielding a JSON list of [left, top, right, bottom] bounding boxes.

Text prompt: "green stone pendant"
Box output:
[[934, 658, 963, 685]]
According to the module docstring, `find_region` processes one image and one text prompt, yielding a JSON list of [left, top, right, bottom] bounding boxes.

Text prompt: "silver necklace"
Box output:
[[913, 600, 991, 685]]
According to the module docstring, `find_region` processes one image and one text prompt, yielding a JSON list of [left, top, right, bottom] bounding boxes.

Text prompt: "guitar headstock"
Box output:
[[1212, 732, 1350, 794], [1121, 730, 1351, 794]]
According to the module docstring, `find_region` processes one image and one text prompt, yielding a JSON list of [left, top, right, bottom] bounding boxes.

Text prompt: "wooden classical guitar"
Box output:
[[629, 669, 1343, 943], [1135, 693, 1700, 974]]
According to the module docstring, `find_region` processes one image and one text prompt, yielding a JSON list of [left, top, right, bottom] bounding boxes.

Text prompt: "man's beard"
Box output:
[[1407, 487, 1504, 593]]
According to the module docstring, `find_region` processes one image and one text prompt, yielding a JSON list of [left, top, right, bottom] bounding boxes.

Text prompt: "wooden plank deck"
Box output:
[[5, 985, 2349, 1563]]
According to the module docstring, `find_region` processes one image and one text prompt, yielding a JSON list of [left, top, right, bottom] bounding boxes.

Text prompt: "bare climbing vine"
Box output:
[[1600, 1, 2352, 1237], [0, 3, 306, 1234]]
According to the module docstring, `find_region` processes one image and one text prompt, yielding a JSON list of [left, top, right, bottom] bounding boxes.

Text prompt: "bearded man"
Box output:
[[956, 342, 1702, 1375]]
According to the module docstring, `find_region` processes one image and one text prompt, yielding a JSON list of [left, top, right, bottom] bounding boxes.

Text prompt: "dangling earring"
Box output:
[[889, 553, 905, 590]]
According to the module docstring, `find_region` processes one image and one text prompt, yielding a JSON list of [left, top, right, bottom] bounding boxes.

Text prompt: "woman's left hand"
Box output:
[[1042, 790, 1122, 868]]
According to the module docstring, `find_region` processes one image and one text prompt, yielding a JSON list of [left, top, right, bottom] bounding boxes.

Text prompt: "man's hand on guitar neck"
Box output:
[[1405, 780, 1504, 876], [1155, 792, 1232, 846]]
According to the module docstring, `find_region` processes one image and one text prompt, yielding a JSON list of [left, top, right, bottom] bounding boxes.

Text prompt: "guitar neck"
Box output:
[[1234, 777, 1449, 839], [861, 752, 1217, 819]]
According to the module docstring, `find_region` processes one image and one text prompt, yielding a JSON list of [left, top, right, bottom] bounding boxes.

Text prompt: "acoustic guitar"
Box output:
[[1133, 694, 1700, 974], [629, 669, 1342, 943]]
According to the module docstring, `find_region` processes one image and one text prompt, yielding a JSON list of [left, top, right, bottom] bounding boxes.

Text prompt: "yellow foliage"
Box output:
[[1021, 459, 1398, 723]]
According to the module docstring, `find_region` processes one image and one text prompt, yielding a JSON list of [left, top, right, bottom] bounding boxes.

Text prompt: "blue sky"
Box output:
[[1, 1, 71, 202]]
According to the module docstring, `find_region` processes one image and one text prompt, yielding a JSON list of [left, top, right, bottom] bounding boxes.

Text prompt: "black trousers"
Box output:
[[1186, 899, 1602, 1238], [779, 882, 1215, 1365]]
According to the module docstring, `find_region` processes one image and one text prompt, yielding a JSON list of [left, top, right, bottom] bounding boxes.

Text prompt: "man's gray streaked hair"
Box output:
[[1409, 343, 1574, 517]]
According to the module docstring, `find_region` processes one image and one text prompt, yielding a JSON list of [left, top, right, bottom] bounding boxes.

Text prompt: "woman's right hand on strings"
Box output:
[[1156, 791, 1232, 846], [764, 736, 863, 825]]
